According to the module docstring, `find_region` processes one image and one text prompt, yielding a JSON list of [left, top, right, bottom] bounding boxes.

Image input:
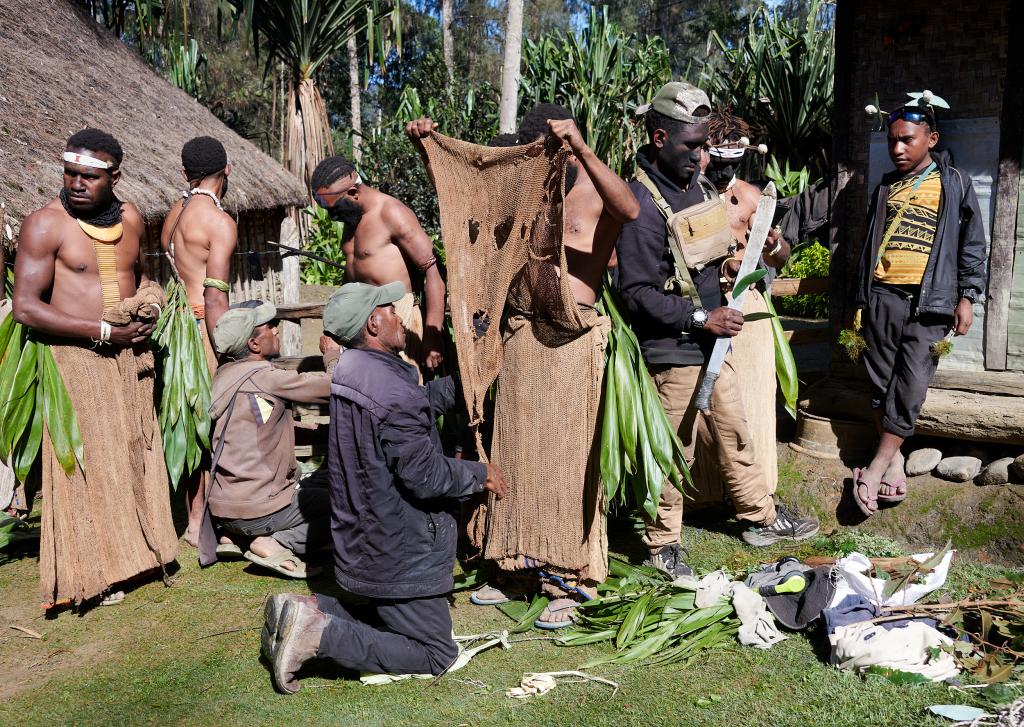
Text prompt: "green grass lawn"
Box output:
[[1, 454, 1020, 726]]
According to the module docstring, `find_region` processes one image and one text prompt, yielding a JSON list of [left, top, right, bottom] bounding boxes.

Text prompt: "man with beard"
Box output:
[[685, 110, 791, 512], [160, 135, 238, 546], [406, 104, 640, 628], [309, 157, 445, 372], [12, 128, 179, 607], [616, 84, 818, 577]]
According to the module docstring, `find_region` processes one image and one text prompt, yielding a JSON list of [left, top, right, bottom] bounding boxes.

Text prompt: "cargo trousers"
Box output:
[[642, 355, 776, 553]]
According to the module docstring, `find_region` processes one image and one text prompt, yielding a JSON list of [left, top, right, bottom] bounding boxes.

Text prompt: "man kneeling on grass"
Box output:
[[263, 282, 508, 693], [200, 300, 340, 578]]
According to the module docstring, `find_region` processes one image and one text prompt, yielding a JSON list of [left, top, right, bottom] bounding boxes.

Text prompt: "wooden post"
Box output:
[[279, 213, 303, 357], [348, 30, 362, 163], [498, 0, 524, 134], [442, 0, 454, 85], [983, 1, 1023, 370]]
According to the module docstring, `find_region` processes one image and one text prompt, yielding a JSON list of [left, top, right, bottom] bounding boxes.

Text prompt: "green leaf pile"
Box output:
[[152, 280, 212, 488]]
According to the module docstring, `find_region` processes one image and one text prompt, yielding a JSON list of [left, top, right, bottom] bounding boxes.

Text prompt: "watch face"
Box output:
[[693, 308, 708, 325]]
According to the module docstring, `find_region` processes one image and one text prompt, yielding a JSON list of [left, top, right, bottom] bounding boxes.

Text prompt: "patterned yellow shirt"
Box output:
[[873, 169, 941, 285]]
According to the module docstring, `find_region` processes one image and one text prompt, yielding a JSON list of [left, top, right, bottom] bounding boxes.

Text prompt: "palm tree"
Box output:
[[231, 0, 401, 188]]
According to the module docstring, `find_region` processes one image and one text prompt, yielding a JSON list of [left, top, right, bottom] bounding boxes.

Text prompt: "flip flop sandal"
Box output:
[[470, 585, 511, 606], [216, 543, 244, 560], [244, 549, 317, 580], [533, 599, 578, 630], [877, 479, 908, 504], [851, 467, 878, 518]]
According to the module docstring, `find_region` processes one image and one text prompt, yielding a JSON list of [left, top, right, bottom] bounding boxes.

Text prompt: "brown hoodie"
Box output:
[[207, 354, 337, 520]]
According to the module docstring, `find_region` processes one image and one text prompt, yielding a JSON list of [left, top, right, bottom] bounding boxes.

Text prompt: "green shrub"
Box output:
[[300, 204, 346, 286], [776, 241, 829, 319]]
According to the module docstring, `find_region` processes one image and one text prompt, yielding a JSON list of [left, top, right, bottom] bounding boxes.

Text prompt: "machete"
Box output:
[[692, 181, 777, 413], [263, 239, 346, 270]]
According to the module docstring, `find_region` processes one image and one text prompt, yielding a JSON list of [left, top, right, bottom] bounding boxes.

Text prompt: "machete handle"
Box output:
[[694, 371, 718, 413]]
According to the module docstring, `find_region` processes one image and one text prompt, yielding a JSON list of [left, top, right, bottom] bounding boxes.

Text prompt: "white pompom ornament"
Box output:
[[865, 104, 878, 115]]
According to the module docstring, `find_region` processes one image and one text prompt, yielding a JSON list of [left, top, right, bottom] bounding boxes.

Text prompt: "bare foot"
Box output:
[[183, 527, 199, 548], [249, 536, 295, 572], [535, 598, 578, 629], [880, 451, 908, 500], [100, 590, 126, 606]]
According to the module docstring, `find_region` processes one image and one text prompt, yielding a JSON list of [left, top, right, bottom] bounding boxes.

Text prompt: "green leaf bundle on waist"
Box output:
[[153, 280, 212, 489]]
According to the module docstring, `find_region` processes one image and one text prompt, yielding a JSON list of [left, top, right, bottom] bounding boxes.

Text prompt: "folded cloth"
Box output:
[[829, 550, 954, 609], [102, 280, 167, 325], [694, 570, 786, 649], [823, 594, 937, 636], [830, 620, 959, 682]]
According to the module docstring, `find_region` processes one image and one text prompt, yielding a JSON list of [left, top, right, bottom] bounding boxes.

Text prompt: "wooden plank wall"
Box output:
[[1007, 168, 1024, 370]]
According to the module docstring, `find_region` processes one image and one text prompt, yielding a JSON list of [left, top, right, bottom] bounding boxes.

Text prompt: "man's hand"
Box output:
[[421, 326, 444, 371], [954, 297, 974, 336], [405, 117, 437, 143], [108, 320, 154, 346], [704, 307, 744, 337], [319, 334, 341, 357], [484, 463, 509, 499], [547, 118, 587, 154]]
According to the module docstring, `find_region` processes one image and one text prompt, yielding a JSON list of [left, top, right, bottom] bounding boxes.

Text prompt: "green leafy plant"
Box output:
[[520, 5, 671, 175], [598, 282, 692, 520], [152, 280, 212, 488], [700, 0, 834, 180], [300, 204, 346, 286], [763, 292, 799, 419], [764, 155, 811, 198], [558, 557, 739, 667], [777, 241, 829, 319], [167, 37, 208, 101]]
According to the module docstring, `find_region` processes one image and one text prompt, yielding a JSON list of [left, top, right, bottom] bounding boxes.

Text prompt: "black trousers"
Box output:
[[862, 282, 950, 438], [314, 592, 458, 676]]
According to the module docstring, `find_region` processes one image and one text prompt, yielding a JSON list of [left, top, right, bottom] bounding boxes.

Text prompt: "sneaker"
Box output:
[[644, 543, 693, 578], [742, 502, 820, 547]]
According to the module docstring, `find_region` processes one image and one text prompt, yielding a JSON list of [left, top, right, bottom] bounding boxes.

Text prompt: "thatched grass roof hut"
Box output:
[[0, 0, 307, 309]]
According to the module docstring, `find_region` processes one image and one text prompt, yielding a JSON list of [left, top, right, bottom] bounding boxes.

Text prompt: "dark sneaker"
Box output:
[[742, 502, 820, 547], [644, 543, 693, 578]]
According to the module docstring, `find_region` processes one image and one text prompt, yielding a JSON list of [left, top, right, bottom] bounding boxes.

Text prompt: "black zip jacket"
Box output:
[[854, 151, 987, 316], [328, 348, 487, 599]]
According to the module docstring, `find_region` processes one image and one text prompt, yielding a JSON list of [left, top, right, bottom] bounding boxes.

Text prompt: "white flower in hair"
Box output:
[[865, 104, 878, 115]]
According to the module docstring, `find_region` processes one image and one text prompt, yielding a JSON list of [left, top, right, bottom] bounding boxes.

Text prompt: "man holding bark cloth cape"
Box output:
[[615, 83, 818, 574]]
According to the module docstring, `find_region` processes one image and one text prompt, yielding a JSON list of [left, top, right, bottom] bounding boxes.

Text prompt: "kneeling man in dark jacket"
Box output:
[[267, 281, 508, 694]]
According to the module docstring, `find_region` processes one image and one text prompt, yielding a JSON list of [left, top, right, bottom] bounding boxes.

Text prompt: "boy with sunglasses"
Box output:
[[851, 92, 987, 516]]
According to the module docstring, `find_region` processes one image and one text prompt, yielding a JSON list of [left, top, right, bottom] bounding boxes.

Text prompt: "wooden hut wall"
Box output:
[[831, 0, 1011, 372], [141, 207, 290, 305]]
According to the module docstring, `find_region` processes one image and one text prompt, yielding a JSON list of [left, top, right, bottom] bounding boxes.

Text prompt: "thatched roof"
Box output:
[[0, 0, 306, 226]]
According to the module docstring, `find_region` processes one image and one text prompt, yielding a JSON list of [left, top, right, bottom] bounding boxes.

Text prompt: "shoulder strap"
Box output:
[[209, 369, 261, 480], [633, 168, 703, 307]]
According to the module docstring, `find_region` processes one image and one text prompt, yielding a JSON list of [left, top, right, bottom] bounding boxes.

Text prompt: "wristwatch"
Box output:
[[958, 288, 977, 304], [688, 307, 709, 330]]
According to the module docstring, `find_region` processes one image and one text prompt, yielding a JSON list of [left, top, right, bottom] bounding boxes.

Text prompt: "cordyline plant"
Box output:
[[0, 271, 84, 482], [520, 5, 671, 176], [152, 280, 212, 488], [558, 557, 739, 667]]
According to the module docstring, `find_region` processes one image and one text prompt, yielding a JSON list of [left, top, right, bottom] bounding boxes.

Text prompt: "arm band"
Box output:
[[203, 277, 230, 293], [416, 255, 437, 273]]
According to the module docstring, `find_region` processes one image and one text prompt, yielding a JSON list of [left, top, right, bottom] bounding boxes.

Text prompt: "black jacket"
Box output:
[[328, 348, 487, 599], [615, 153, 724, 366], [854, 151, 987, 316]]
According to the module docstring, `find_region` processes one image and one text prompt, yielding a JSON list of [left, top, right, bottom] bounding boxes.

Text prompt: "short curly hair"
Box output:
[[66, 127, 124, 168], [518, 103, 575, 144]]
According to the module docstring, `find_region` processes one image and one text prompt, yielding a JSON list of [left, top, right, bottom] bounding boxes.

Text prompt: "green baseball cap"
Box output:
[[323, 281, 406, 344], [635, 81, 711, 123], [213, 300, 277, 356]]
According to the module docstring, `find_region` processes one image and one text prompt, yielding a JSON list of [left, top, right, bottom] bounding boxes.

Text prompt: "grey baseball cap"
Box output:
[[213, 300, 277, 356], [323, 281, 406, 344], [635, 81, 711, 123]]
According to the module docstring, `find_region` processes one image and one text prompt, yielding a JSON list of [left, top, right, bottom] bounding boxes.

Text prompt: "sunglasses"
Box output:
[[887, 108, 934, 126]]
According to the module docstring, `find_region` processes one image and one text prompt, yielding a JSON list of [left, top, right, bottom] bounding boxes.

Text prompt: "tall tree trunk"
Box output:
[[347, 31, 362, 162], [498, 0, 524, 133], [442, 0, 454, 85]]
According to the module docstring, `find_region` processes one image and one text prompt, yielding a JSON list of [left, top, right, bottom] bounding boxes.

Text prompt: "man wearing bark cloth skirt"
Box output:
[[13, 128, 179, 608], [160, 135, 238, 546], [308, 156, 446, 374], [685, 109, 791, 515], [851, 92, 985, 517], [616, 84, 818, 577], [406, 104, 640, 629]]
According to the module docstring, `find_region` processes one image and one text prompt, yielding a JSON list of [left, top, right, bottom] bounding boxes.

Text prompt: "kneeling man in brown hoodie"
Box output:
[[197, 300, 340, 578]]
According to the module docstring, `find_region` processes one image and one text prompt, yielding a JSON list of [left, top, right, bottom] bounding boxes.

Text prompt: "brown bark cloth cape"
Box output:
[[421, 132, 610, 587], [40, 281, 179, 607]]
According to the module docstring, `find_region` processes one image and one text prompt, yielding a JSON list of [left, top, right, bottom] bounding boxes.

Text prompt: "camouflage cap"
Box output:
[[213, 300, 277, 356], [636, 81, 711, 123]]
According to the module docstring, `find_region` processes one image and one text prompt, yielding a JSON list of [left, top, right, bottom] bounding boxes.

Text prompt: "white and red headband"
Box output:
[[63, 151, 115, 170]]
